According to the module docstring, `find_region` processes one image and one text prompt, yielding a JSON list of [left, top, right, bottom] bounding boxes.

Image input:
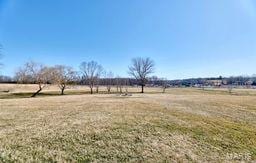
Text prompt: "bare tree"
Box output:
[[115, 76, 123, 94], [115, 77, 120, 93], [51, 65, 77, 95], [95, 67, 104, 94], [149, 76, 159, 86], [128, 57, 155, 93], [104, 71, 114, 93], [95, 79, 100, 93], [124, 78, 130, 94], [95, 75, 102, 93], [15, 61, 50, 97], [228, 85, 233, 94], [80, 61, 103, 94], [15, 67, 29, 83], [161, 78, 168, 93]]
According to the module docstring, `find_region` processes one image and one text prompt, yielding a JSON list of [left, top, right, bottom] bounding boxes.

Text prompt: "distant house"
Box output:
[[206, 80, 222, 87], [222, 80, 228, 85], [245, 80, 253, 85]]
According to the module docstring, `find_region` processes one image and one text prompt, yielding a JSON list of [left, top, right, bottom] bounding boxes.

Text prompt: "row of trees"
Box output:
[[14, 57, 155, 97], [15, 62, 77, 97]]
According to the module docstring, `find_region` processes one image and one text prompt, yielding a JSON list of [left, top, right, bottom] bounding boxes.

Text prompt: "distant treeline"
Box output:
[[1, 75, 256, 87], [0, 75, 15, 83], [165, 76, 256, 87]]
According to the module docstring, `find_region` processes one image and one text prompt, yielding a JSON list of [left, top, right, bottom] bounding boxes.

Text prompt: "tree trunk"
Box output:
[[61, 87, 65, 95], [61, 88, 64, 95], [107, 87, 111, 93], [59, 84, 66, 95], [141, 85, 144, 93], [90, 87, 93, 94], [31, 85, 42, 97]]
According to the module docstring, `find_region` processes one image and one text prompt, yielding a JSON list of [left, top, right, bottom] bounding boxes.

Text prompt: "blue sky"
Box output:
[[0, 0, 256, 79]]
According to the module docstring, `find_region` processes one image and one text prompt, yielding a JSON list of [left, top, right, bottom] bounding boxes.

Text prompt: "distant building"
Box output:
[[206, 80, 222, 86], [245, 80, 253, 85]]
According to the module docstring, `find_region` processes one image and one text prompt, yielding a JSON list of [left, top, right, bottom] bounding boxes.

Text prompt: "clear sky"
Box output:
[[0, 0, 256, 79]]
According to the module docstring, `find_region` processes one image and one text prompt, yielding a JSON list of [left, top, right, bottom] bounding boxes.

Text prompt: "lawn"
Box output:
[[0, 85, 255, 162]]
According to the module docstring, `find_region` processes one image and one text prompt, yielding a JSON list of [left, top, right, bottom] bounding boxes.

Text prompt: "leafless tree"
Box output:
[[15, 61, 50, 97], [149, 76, 159, 85], [95, 76, 102, 93], [95, 80, 100, 93], [115, 76, 124, 93], [124, 78, 130, 94], [128, 57, 155, 93], [161, 78, 168, 93], [228, 85, 233, 94], [15, 68, 28, 83], [51, 65, 77, 95], [95, 68, 104, 94], [115, 77, 120, 93], [80, 61, 103, 94], [104, 71, 114, 93]]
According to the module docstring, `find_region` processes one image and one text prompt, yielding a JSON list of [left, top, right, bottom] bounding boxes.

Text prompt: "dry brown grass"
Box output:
[[0, 84, 256, 162]]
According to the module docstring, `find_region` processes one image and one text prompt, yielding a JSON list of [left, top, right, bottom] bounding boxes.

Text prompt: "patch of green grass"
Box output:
[[153, 111, 256, 159], [196, 88, 256, 96], [0, 123, 182, 162]]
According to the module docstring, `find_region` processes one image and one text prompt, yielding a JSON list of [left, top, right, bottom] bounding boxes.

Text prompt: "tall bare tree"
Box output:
[[51, 65, 77, 95], [80, 61, 103, 94], [128, 57, 155, 93], [15, 61, 50, 97]]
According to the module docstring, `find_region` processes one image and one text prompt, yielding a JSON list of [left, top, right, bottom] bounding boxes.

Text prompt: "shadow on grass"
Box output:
[[0, 88, 168, 99], [0, 90, 165, 99], [1, 88, 255, 100], [0, 91, 86, 99]]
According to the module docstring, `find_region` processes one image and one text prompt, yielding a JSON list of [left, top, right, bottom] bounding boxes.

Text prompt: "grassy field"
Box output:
[[0, 84, 256, 162]]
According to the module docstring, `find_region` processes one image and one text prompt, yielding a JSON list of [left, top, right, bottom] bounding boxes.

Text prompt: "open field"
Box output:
[[0, 84, 256, 162]]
